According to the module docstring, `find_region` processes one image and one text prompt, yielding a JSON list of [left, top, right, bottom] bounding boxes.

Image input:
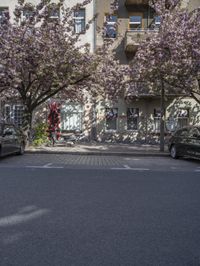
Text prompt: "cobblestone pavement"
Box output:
[[0, 154, 199, 172]]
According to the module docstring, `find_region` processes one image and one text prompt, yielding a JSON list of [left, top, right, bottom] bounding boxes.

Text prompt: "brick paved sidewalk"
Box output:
[[26, 142, 169, 157]]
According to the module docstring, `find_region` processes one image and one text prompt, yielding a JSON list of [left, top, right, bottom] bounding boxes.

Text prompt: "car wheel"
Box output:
[[18, 142, 25, 155], [170, 145, 178, 159]]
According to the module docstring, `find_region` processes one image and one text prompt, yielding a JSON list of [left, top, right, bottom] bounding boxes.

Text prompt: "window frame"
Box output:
[[127, 108, 139, 131], [153, 108, 161, 132], [73, 8, 86, 34], [104, 14, 118, 38], [128, 12, 143, 31], [177, 109, 189, 130], [105, 108, 118, 132], [0, 7, 9, 24], [4, 104, 24, 127]]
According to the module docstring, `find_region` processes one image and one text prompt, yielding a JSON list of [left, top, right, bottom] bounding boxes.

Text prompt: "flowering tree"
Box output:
[[0, 0, 96, 138], [131, 0, 200, 150], [0, 0, 124, 142]]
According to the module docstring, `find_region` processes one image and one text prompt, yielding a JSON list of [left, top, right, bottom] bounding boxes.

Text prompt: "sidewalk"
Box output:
[[26, 142, 169, 157]]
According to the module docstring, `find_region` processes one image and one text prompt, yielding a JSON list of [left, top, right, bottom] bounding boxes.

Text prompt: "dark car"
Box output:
[[0, 123, 26, 157], [168, 126, 200, 159]]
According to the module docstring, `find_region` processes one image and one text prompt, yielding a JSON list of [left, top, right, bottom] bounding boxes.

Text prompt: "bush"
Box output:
[[32, 123, 49, 146]]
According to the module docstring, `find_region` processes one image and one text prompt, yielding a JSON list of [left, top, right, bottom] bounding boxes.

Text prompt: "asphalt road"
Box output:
[[0, 154, 200, 266]]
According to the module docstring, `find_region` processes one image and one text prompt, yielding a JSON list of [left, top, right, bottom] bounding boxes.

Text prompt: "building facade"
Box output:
[[0, 0, 199, 143], [0, 0, 96, 137], [92, 0, 200, 143]]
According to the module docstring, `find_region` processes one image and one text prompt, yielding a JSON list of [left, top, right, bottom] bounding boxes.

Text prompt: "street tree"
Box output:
[[0, 0, 124, 141], [130, 0, 200, 151]]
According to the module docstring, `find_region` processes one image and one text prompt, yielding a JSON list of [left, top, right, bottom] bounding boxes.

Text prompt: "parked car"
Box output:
[[0, 123, 26, 157], [168, 126, 200, 159]]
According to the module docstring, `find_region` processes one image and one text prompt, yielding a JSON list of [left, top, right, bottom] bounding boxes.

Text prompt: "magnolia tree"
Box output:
[[131, 0, 200, 151], [0, 0, 124, 141]]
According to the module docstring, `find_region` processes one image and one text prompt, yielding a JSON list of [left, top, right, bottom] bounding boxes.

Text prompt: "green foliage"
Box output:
[[32, 123, 49, 146]]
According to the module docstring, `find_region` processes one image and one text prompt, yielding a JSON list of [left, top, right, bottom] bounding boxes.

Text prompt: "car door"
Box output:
[[187, 127, 200, 158], [174, 128, 188, 155], [1, 125, 14, 155]]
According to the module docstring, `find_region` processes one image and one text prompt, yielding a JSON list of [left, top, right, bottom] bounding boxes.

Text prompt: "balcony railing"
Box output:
[[125, 0, 149, 6], [125, 29, 158, 52]]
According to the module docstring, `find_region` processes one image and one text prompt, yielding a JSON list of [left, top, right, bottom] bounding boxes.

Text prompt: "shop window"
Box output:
[[104, 14, 117, 38], [74, 9, 85, 34], [127, 108, 139, 130], [105, 108, 118, 131]]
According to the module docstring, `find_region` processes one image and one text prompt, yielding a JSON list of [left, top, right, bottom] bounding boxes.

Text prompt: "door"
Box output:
[[187, 127, 200, 158]]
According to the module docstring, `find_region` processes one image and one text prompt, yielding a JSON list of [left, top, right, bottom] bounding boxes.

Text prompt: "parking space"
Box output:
[[0, 154, 199, 172]]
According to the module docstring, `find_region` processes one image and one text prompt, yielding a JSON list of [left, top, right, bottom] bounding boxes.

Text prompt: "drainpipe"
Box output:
[[93, 0, 96, 52]]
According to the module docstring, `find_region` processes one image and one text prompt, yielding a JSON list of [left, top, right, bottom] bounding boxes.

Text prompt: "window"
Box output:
[[13, 105, 24, 126], [177, 109, 189, 129], [61, 103, 83, 132], [49, 6, 60, 19], [104, 14, 117, 38], [188, 127, 200, 138], [105, 108, 118, 131], [153, 109, 161, 132], [22, 10, 33, 20], [4, 105, 11, 123], [4, 105, 24, 127], [127, 108, 139, 130], [152, 16, 161, 30], [3, 125, 16, 136], [0, 7, 9, 24], [129, 15, 142, 31], [174, 128, 188, 137], [74, 9, 85, 34], [22, 4, 34, 20], [155, 16, 161, 26]]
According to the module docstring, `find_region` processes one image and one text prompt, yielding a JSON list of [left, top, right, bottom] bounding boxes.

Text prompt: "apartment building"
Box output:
[[93, 0, 200, 143], [0, 0, 199, 143], [0, 0, 95, 136]]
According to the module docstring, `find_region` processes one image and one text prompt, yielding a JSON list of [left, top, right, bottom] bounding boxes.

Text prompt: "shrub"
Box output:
[[32, 123, 49, 146]]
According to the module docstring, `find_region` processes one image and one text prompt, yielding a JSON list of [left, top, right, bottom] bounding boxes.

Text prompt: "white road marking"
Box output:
[[124, 158, 140, 161], [111, 165, 149, 171], [26, 163, 64, 169]]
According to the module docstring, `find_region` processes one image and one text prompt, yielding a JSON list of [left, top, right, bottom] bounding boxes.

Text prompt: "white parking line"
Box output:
[[26, 163, 64, 169], [111, 165, 149, 171], [124, 158, 140, 161]]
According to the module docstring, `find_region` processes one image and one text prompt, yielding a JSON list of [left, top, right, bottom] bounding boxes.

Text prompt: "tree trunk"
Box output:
[[22, 106, 33, 146], [160, 79, 165, 152]]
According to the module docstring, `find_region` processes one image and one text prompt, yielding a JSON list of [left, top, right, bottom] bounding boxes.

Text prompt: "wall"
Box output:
[[0, 0, 95, 52]]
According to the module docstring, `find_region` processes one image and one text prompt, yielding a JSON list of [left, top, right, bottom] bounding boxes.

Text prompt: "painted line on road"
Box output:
[[26, 163, 64, 169], [111, 165, 149, 171], [124, 158, 140, 161]]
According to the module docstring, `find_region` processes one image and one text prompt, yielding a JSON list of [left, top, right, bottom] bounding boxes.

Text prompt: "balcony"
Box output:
[[125, 0, 149, 6], [125, 29, 157, 53]]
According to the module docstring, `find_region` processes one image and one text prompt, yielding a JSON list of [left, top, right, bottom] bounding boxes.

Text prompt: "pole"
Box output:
[[160, 78, 165, 152]]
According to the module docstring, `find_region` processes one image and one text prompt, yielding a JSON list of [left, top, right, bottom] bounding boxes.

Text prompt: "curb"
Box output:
[[25, 150, 169, 157]]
